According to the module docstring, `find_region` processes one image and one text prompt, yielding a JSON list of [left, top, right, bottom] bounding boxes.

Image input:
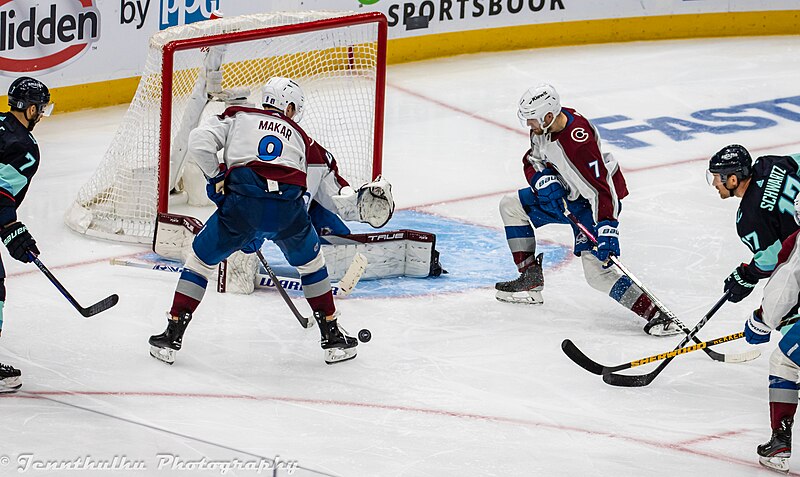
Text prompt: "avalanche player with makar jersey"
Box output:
[[149, 78, 358, 365], [741, 194, 800, 474], [495, 83, 679, 336]]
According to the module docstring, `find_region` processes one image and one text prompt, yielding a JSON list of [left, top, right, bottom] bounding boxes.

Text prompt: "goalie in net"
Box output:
[[156, 45, 444, 296]]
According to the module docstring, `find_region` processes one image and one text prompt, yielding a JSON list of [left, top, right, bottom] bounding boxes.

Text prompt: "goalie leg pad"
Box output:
[[220, 250, 259, 294], [320, 230, 442, 281], [153, 213, 204, 261]]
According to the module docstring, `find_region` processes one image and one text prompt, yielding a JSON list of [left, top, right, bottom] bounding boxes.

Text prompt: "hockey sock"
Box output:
[[504, 225, 536, 272], [300, 268, 335, 317], [769, 376, 800, 430], [608, 276, 658, 320], [169, 269, 208, 317]]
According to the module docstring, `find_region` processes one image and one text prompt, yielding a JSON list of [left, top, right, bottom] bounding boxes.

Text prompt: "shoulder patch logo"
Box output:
[[571, 128, 589, 143], [756, 180, 764, 187]]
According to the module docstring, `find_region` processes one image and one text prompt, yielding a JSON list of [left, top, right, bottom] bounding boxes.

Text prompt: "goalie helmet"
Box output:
[[262, 77, 305, 122], [8, 76, 51, 114], [518, 83, 561, 131], [708, 144, 752, 182]]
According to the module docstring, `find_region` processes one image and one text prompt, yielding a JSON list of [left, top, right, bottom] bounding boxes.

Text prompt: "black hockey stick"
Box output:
[[31, 255, 119, 317], [255, 250, 312, 329], [600, 291, 730, 387], [561, 205, 752, 363], [561, 292, 733, 375], [563, 310, 786, 378]]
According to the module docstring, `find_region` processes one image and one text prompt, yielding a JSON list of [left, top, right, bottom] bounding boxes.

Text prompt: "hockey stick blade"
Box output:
[[561, 339, 605, 375], [32, 256, 119, 318], [563, 330, 762, 378], [601, 292, 729, 387], [79, 294, 120, 317]]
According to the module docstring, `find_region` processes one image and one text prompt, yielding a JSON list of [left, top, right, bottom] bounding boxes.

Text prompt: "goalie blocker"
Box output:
[[153, 212, 445, 294]]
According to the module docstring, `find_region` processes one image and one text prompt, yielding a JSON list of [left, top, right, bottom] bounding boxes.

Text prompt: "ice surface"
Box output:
[[2, 36, 800, 476]]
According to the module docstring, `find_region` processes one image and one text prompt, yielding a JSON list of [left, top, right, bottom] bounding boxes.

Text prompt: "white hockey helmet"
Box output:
[[262, 77, 305, 121], [518, 83, 561, 131]]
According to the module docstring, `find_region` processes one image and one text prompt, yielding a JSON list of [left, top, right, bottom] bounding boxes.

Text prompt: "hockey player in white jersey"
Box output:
[[495, 83, 678, 336], [742, 194, 800, 473], [149, 78, 358, 365]]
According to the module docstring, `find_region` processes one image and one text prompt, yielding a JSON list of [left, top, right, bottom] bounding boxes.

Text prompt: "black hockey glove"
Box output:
[[723, 263, 759, 303], [0, 221, 39, 263]]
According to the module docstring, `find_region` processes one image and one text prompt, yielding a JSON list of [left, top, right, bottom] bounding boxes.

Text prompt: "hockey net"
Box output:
[[65, 11, 387, 243]]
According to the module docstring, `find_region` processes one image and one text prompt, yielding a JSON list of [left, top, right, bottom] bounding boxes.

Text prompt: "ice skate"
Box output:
[[314, 311, 357, 365], [495, 253, 544, 305], [758, 418, 792, 474], [0, 363, 21, 393], [643, 310, 681, 336], [149, 312, 192, 365]]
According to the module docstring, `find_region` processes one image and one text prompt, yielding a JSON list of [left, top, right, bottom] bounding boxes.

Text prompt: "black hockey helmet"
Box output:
[[708, 144, 752, 182], [8, 76, 50, 112]]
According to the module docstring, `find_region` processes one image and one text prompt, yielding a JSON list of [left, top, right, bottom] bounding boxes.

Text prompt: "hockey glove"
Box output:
[[0, 221, 39, 263], [724, 263, 759, 303], [745, 309, 771, 345], [532, 168, 567, 217], [206, 166, 227, 207], [241, 237, 265, 254], [592, 220, 620, 262]]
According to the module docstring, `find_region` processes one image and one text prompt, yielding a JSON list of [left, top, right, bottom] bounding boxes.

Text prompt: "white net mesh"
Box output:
[[66, 11, 383, 243]]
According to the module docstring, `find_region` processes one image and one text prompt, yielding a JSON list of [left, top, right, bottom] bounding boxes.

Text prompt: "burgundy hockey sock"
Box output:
[[169, 269, 208, 316], [513, 251, 535, 272], [630, 293, 658, 320], [307, 291, 335, 317], [771, 402, 798, 430]]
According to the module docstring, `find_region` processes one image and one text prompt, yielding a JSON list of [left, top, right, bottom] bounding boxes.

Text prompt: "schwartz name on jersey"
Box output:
[[737, 154, 800, 275]]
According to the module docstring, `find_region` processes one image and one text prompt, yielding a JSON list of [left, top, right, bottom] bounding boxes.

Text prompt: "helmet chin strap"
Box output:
[[541, 112, 558, 134], [23, 107, 39, 131], [724, 177, 737, 197]]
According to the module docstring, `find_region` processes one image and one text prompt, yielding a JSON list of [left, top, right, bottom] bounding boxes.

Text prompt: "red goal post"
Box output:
[[66, 11, 388, 244]]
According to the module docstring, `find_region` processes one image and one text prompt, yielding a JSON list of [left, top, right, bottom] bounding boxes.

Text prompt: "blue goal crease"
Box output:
[[259, 210, 572, 298]]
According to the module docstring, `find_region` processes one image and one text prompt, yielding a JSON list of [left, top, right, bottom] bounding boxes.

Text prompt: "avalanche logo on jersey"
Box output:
[[0, 1, 101, 76], [571, 128, 589, 143], [160, 0, 219, 30]]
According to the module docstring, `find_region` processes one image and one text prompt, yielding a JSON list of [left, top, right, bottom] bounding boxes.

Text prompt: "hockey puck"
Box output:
[[358, 329, 372, 343]]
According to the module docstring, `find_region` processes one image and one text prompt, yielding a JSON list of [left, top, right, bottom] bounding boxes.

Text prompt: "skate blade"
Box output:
[[759, 455, 790, 474], [149, 345, 176, 365], [645, 324, 682, 337], [495, 290, 544, 305], [324, 347, 357, 365], [0, 376, 22, 393]]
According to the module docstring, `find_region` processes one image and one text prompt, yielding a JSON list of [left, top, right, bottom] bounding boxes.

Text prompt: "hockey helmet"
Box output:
[[262, 77, 305, 122], [707, 144, 752, 184], [518, 83, 561, 131], [8, 76, 52, 116]]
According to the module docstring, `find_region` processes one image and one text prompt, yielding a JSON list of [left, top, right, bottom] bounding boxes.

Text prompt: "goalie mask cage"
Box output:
[[65, 11, 387, 243]]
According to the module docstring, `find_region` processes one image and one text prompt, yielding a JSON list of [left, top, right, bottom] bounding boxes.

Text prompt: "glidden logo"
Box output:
[[0, 0, 100, 75]]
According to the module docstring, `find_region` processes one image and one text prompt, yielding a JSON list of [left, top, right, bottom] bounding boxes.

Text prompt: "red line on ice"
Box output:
[[5, 389, 785, 474]]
